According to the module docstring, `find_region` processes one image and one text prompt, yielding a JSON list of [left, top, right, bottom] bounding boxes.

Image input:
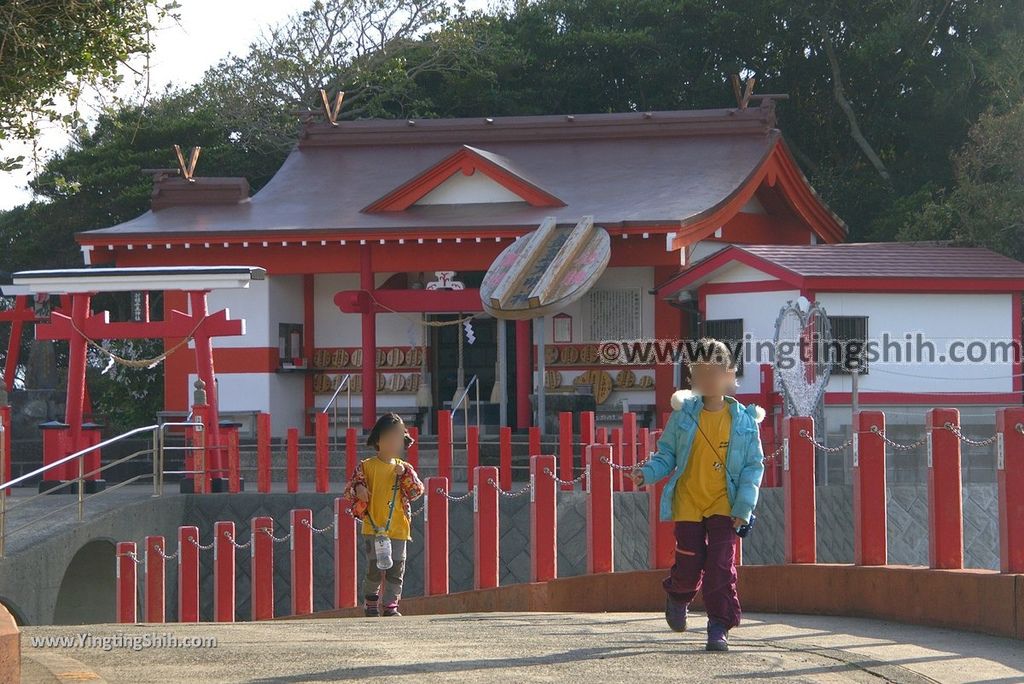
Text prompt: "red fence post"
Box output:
[[622, 413, 637, 492], [783, 416, 816, 564], [996, 407, 1024, 573], [529, 426, 541, 457], [437, 410, 453, 481], [927, 408, 963, 569], [334, 498, 358, 608], [610, 428, 622, 491], [467, 425, 480, 491], [424, 477, 449, 596], [406, 426, 419, 471], [648, 477, 674, 569], [315, 412, 329, 493], [499, 426, 512, 492], [473, 466, 500, 589], [251, 516, 274, 620], [144, 535, 165, 623], [579, 411, 595, 491], [586, 444, 614, 573], [596, 427, 607, 444], [853, 410, 887, 566], [558, 412, 573, 492], [346, 427, 358, 480], [257, 412, 271, 493], [214, 521, 235, 622], [116, 541, 137, 624], [191, 405, 210, 494], [290, 508, 313, 616], [286, 428, 299, 494], [178, 526, 200, 622], [530, 455, 557, 582]]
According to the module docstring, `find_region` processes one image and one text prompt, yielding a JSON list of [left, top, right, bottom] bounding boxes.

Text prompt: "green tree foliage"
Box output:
[[0, 0, 180, 170]]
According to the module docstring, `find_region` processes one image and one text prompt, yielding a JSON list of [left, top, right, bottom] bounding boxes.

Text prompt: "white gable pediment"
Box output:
[[414, 170, 526, 206]]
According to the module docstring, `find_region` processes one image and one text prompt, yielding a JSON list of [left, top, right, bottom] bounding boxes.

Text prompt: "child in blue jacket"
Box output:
[[631, 338, 765, 651]]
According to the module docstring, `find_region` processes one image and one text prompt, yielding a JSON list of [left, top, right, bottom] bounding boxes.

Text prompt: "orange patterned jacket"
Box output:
[[342, 458, 425, 524]]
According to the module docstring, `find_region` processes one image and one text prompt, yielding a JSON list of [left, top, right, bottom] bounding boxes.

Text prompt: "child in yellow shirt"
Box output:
[[631, 338, 765, 651], [343, 413, 424, 617]]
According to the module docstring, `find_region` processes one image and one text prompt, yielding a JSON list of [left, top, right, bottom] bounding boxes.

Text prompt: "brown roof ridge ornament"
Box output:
[[320, 89, 345, 126], [173, 144, 201, 183]]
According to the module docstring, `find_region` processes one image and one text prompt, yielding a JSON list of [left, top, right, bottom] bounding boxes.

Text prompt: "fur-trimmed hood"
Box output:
[[670, 389, 766, 424]]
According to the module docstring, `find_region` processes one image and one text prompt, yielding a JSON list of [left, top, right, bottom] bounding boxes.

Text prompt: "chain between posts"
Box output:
[[599, 455, 652, 472], [153, 543, 178, 560], [944, 421, 998, 446], [542, 465, 588, 486], [260, 526, 292, 543], [436, 487, 473, 502], [187, 535, 215, 551], [799, 429, 853, 453], [487, 477, 532, 498], [301, 518, 335, 535], [763, 443, 785, 463], [224, 530, 251, 549], [868, 425, 927, 451]]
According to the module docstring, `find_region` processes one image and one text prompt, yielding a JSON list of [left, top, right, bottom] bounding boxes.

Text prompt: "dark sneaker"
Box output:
[[381, 605, 401, 617], [706, 620, 729, 651], [664, 598, 688, 632], [364, 594, 379, 617]]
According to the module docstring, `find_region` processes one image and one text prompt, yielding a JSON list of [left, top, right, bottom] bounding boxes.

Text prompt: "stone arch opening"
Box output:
[[52, 539, 117, 624]]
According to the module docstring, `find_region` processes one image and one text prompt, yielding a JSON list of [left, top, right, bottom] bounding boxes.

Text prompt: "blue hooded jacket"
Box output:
[[639, 390, 766, 523]]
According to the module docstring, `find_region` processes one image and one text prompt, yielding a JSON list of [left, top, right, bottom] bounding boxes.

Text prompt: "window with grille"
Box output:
[[701, 318, 743, 377], [827, 316, 869, 375]]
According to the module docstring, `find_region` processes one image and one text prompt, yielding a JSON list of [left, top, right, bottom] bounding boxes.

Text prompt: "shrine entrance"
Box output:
[[430, 314, 517, 424]]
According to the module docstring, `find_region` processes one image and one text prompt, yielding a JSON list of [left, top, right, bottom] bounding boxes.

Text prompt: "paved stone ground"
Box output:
[[19, 611, 1024, 683]]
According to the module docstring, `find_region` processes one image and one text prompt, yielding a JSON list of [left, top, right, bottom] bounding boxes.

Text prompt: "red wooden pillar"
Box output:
[[251, 516, 274, 620], [467, 425, 480, 491], [996, 408, 1024, 573], [334, 498, 358, 608], [191, 404, 211, 494], [648, 476, 674, 569], [65, 293, 91, 454], [622, 413, 637, 492], [346, 427, 358, 479], [515, 319, 532, 429], [498, 426, 512, 492], [783, 416, 816, 564], [853, 410, 887, 566], [406, 426, 419, 470], [225, 425, 241, 493], [586, 444, 614, 573], [424, 477, 449, 596], [290, 508, 313, 616], [286, 427, 299, 493], [530, 455, 557, 582], [178, 526, 200, 622], [214, 521, 235, 622], [610, 428, 622, 491], [257, 412, 271, 493], [315, 412, 329, 493], [437, 410, 453, 481], [187, 291, 225, 486], [927, 408, 963, 569], [144, 536, 166, 623], [116, 541, 137, 624], [473, 466, 499, 589], [359, 245, 377, 432], [529, 426, 541, 456], [558, 412, 573, 492]]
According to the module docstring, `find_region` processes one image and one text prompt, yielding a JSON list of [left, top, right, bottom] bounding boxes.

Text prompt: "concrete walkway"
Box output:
[[19, 611, 1024, 683]]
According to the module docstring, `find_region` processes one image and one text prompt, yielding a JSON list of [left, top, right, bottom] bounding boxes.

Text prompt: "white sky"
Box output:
[[0, 0, 488, 211]]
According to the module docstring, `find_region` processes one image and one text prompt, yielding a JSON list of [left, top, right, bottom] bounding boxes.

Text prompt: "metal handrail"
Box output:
[[452, 374, 478, 414], [0, 420, 203, 558], [322, 375, 352, 444], [453, 375, 481, 457]]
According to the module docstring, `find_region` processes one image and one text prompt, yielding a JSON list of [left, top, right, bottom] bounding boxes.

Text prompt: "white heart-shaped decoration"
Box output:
[[773, 299, 832, 416]]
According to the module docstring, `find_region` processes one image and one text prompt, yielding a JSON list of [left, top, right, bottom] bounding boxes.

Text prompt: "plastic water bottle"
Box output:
[[374, 535, 393, 569]]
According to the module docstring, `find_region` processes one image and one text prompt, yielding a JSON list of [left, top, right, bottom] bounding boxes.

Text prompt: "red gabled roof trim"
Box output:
[[362, 145, 566, 213]]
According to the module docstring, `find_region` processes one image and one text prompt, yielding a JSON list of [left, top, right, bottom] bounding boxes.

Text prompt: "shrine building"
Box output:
[[76, 99, 847, 436]]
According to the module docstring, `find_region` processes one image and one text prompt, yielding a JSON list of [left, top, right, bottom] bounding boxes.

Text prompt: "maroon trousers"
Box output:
[[662, 515, 741, 629]]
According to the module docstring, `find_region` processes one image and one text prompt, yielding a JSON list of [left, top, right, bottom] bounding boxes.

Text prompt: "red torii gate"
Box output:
[[12, 266, 263, 492]]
